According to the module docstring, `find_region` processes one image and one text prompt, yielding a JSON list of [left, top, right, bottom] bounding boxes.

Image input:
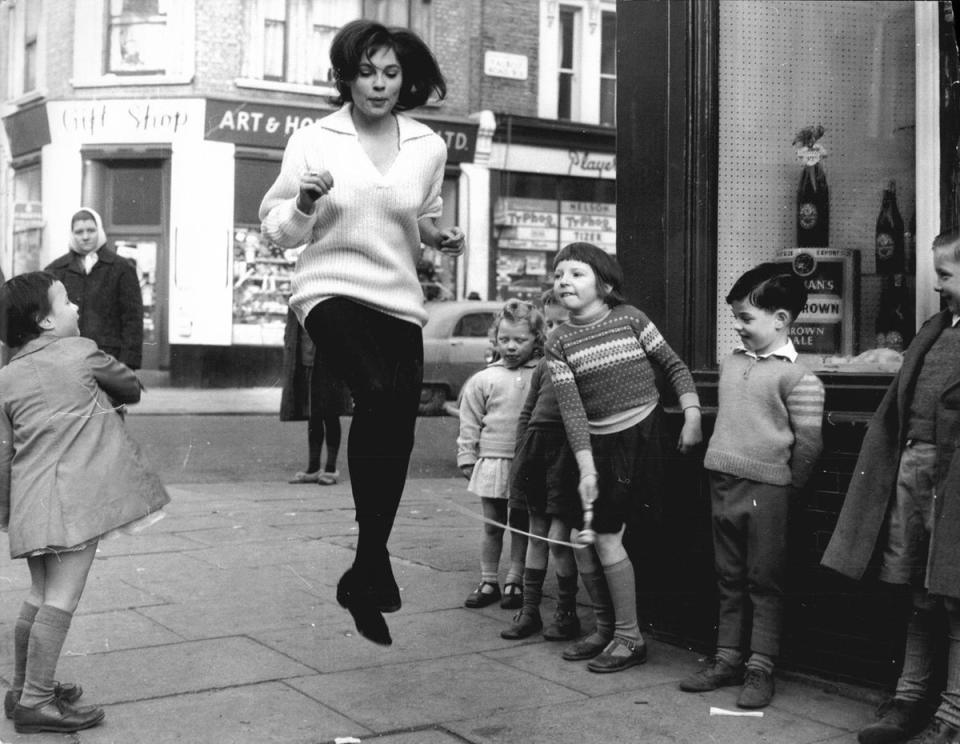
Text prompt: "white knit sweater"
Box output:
[[259, 104, 446, 327]]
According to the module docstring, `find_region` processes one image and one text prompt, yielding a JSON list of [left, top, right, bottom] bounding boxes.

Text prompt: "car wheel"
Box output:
[[419, 385, 447, 416]]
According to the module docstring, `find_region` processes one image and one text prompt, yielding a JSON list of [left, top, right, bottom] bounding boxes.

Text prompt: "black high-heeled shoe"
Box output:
[[336, 568, 392, 646]]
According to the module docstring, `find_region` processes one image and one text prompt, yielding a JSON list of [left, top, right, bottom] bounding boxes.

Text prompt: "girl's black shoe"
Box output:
[[336, 569, 392, 646]]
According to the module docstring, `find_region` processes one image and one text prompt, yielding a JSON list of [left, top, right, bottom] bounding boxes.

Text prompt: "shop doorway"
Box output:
[[82, 153, 170, 370]]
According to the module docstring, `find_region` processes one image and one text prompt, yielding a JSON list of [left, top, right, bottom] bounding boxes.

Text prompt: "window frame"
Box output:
[[71, 0, 196, 88], [4, 0, 46, 105], [538, 0, 617, 126], [238, 0, 434, 97]]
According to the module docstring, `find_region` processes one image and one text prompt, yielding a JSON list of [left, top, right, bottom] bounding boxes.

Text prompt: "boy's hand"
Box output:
[[677, 408, 703, 454], [460, 464, 475, 480], [437, 227, 466, 256], [578, 473, 598, 511]]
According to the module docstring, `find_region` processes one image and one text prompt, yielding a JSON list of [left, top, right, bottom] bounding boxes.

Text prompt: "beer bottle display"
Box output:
[[793, 125, 829, 247], [875, 181, 905, 275], [875, 272, 914, 352]]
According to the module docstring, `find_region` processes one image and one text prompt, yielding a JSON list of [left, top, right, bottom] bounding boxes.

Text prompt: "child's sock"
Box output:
[[580, 569, 615, 643], [19, 605, 73, 709], [716, 646, 744, 668], [556, 572, 578, 613], [604, 558, 642, 645], [12, 601, 40, 692], [746, 651, 774, 675], [480, 562, 499, 587], [504, 568, 524, 588], [521, 567, 546, 614]]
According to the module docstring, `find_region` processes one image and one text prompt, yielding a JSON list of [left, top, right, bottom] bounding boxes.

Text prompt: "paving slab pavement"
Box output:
[[0, 478, 881, 743]]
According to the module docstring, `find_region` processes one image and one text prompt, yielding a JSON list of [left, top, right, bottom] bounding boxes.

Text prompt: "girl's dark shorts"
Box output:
[[581, 405, 667, 535], [509, 426, 580, 525]]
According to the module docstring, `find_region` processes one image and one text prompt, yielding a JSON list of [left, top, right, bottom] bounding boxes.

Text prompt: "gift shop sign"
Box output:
[[205, 99, 478, 162], [47, 99, 204, 144]]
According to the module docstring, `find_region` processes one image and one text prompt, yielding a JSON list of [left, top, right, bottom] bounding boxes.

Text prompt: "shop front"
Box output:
[[2, 98, 485, 385], [617, 0, 958, 687], [487, 115, 616, 303]]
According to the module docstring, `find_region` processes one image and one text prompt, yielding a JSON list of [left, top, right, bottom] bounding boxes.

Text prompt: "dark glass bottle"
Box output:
[[875, 273, 914, 352], [875, 181, 905, 275], [796, 160, 829, 247]]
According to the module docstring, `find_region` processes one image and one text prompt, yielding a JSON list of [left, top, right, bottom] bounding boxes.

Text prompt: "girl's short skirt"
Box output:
[[584, 406, 667, 535], [510, 426, 579, 524], [468, 457, 512, 501]]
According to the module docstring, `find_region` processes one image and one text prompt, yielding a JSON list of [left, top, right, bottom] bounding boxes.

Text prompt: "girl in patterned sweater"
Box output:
[[459, 300, 544, 610], [547, 242, 703, 673]]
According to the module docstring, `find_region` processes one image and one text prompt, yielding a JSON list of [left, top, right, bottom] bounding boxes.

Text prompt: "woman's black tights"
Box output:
[[304, 298, 423, 585]]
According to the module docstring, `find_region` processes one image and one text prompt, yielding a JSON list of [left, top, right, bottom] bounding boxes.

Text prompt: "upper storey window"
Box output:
[[72, 0, 195, 87], [540, 0, 616, 126]]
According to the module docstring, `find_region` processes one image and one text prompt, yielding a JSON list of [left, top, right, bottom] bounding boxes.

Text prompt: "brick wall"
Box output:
[[476, 0, 540, 116]]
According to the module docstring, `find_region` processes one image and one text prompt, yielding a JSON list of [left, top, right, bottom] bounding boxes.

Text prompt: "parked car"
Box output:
[[420, 300, 502, 415]]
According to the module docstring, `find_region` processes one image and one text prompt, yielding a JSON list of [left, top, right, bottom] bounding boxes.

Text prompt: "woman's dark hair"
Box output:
[[0, 271, 57, 348], [552, 242, 627, 307], [726, 262, 808, 321], [330, 19, 446, 111]]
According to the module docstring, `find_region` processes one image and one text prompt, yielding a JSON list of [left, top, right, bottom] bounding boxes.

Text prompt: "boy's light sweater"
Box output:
[[457, 359, 538, 468], [704, 344, 825, 488], [546, 304, 700, 455], [259, 104, 446, 328]]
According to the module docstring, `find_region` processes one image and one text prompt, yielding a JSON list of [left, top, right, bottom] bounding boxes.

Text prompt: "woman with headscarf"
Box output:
[[44, 209, 143, 370]]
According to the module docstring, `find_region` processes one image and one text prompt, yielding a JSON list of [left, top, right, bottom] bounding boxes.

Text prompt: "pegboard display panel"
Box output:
[[716, 0, 915, 361]]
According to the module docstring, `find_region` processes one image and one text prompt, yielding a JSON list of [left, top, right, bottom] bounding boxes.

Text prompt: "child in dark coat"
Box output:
[[822, 229, 960, 744]]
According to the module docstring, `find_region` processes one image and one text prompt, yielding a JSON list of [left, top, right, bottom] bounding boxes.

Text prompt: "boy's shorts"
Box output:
[[578, 406, 666, 535], [879, 440, 937, 586], [510, 425, 579, 524]]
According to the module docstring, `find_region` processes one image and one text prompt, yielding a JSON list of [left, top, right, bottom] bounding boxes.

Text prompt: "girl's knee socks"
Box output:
[[604, 558, 642, 644], [556, 573, 579, 614], [521, 568, 546, 615], [12, 601, 40, 692], [19, 605, 73, 709], [580, 569, 615, 642]]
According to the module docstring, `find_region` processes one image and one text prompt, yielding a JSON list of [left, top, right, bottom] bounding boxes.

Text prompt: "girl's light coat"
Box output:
[[0, 335, 169, 558]]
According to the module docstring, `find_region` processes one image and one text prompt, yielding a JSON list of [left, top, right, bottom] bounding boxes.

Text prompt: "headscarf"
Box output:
[[68, 207, 108, 254]]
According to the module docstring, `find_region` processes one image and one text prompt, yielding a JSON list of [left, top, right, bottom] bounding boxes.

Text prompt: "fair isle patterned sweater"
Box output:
[[259, 105, 446, 328], [704, 346, 825, 488], [545, 304, 700, 455]]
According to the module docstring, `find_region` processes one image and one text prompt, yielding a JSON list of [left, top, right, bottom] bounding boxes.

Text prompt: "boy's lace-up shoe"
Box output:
[[858, 698, 932, 744], [4, 683, 83, 719], [543, 609, 581, 641], [13, 698, 104, 734], [905, 718, 960, 744], [679, 656, 745, 692], [500, 609, 542, 639], [737, 667, 775, 709], [586, 637, 648, 673]]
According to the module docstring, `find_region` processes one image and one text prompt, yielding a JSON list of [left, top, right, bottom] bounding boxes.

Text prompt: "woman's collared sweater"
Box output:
[[457, 359, 538, 468], [259, 104, 446, 328]]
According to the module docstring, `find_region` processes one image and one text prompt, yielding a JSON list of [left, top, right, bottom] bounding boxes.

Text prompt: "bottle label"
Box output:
[[798, 203, 818, 230], [876, 233, 895, 260], [796, 146, 823, 166]]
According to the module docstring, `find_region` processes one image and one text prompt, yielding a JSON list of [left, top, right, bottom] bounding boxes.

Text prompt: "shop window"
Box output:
[[5, 0, 45, 102], [231, 155, 292, 346], [539, 0, 616, 126], [492, 171, 616, 300], [72, 0, 195, 86], [241, 0, 433, 93], [12, 164, 43, 276], [715, 1, 916, 373]]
